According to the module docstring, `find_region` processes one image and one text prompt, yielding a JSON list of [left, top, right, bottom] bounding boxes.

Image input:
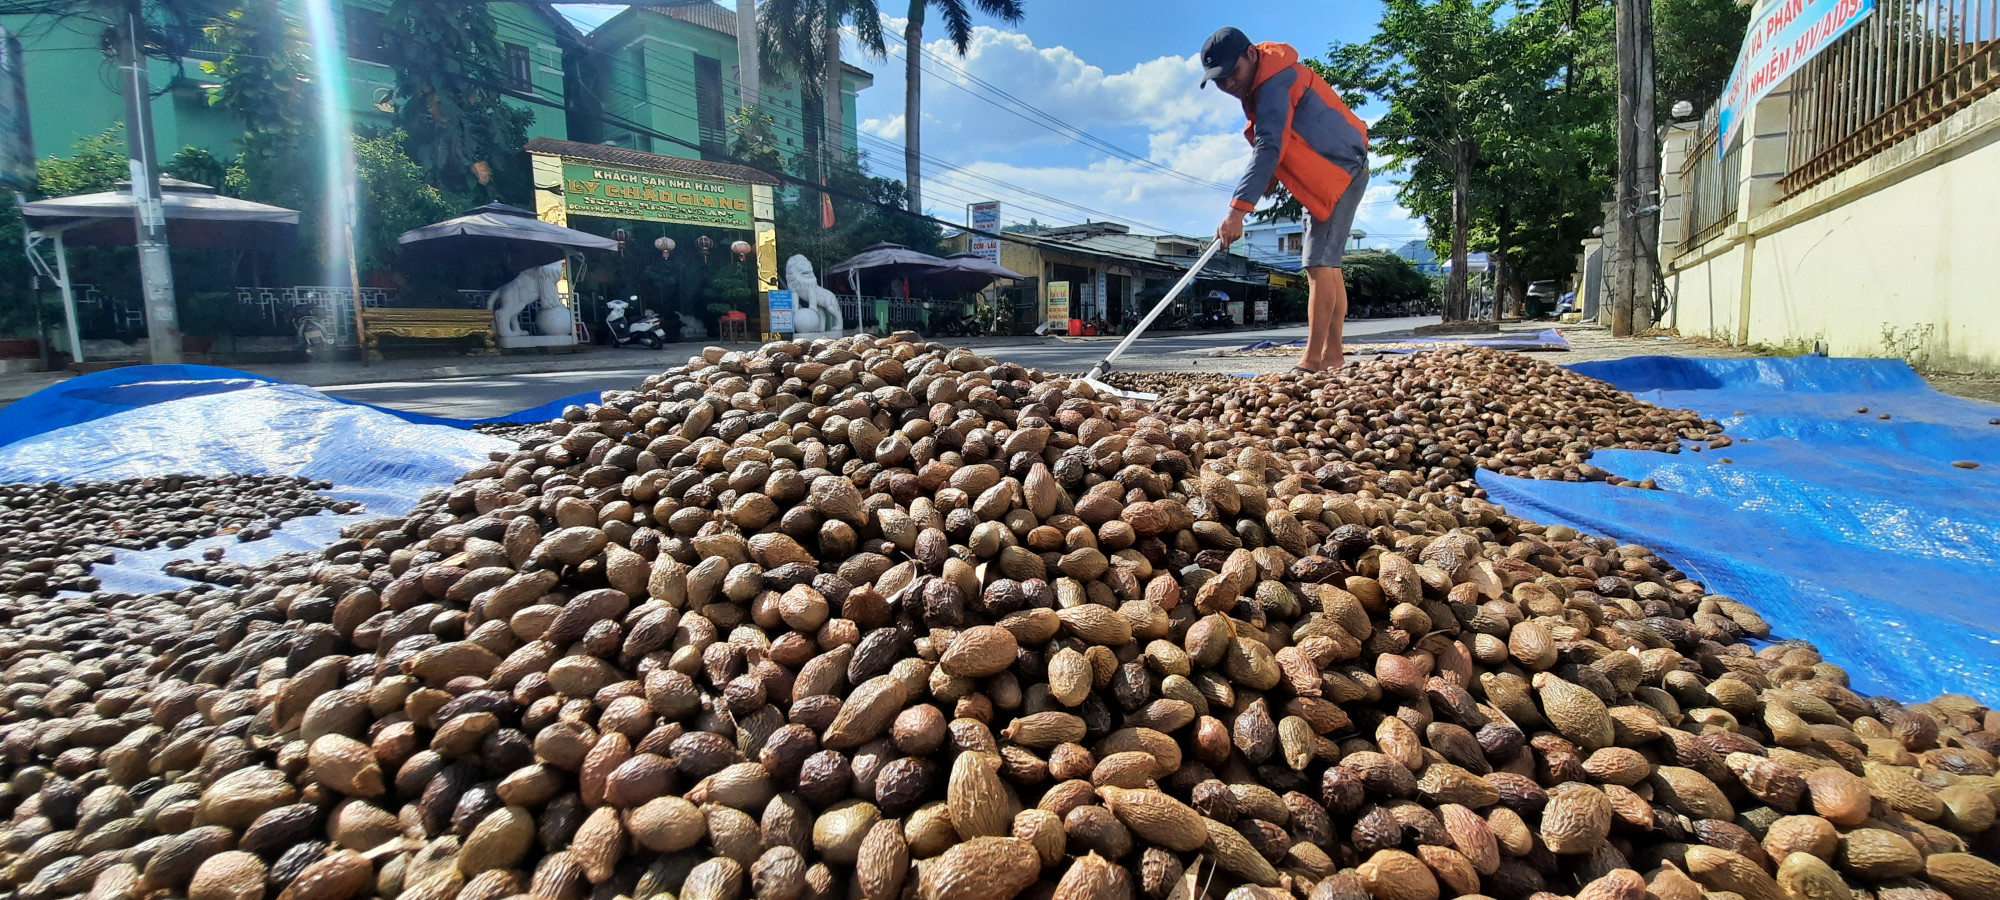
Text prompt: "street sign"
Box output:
[[1046, 281, 1069, 332], [768, 289, 794, 333], [969, 201, 1000, 262]]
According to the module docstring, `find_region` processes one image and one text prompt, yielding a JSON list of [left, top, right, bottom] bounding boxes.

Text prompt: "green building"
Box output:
[[579, 3, 872, 163], [4, 1, 873, 178], [1, 1, 579, 167]]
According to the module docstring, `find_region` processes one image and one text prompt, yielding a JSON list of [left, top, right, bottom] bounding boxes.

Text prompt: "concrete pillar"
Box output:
[[1657, 122, 1700, 256], [1739, 86, 1793, 220]]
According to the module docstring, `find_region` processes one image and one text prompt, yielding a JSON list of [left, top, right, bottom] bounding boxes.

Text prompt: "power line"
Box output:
[[574, 33, 1214, 235], [867, 24, 1238, 194]]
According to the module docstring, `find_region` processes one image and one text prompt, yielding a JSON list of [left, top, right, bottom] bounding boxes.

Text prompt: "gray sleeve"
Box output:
[[1233, 67, 1297, 210]]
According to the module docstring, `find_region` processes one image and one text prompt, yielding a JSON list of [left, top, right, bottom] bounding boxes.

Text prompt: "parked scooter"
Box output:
[[1184, 309, 1234, 330], [603, 296, 668, 349], [931, 310, 981, 338]]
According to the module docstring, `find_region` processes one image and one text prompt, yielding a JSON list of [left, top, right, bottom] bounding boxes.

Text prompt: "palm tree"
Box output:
[[902, 0, 1023, 212], [759, 0, 885, 173]]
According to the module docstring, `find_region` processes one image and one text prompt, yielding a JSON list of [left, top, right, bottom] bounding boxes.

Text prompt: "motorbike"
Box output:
[[930, 308, 982, 338], [1184, 309, 1234, 330], [603, 296, 668, 349], [292, 293, 329, 360]]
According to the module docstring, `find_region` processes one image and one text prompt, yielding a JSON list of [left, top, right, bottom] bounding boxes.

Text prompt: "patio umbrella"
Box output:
[[826, 242, 952, 282], [826, 243, 955, 332], [922, 252, 1024, 293], [398, 202, 619, 269], [19, 177, 300, 250], [19, 178, 302, 365]]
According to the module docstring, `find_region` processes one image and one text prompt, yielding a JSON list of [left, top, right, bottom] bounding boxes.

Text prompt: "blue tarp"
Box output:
[[1239, 328, 1572, 354], [1483, 356, 2000, 703], [6, 356, 1999, 702], [0, 364, 595, 448], [0, 377, 513, 594]]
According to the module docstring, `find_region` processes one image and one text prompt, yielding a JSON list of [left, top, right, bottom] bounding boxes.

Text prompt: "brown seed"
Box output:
[[1356, 849, 1439, 900], [917, 836, 1039, 900], [855, 819, 909, 900], [1539, 782, 1612, 854], [1100, 786, 1206, 851], [188, 852, 267, 900], [1052, 853, 1130, 900]]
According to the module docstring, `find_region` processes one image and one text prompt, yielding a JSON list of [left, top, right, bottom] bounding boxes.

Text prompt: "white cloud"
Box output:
[[861, 114, 905, 140], [849, 20, 1427, 246]]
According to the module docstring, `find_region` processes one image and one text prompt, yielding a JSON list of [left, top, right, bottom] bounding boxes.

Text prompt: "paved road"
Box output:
[[321, 316, 1437, 418]]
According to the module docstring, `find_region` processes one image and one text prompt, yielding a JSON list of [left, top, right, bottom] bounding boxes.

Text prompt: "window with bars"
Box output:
[[695, 55, 726, 157], [505, 44, 533, 93], [1283, 233, 1303, 254]]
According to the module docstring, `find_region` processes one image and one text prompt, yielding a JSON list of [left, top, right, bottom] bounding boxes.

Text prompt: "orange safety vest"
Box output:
[[1239, 43, 1369, 222]]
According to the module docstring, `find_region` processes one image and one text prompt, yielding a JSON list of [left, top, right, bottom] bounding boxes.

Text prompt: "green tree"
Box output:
[[164, 147, 231, 193], [901, 0, 1024, 211], [383, 0, 534, 200], [1322, 0, 1620, 320], [37, 128, 130, 198], [1655, 0, 1752, 113], [1342, 249, 1436, 308], [775, 153, 941, 272], [1319, 0, 1512, 322], [759, 0, 886, 170], [202, 2, 312, 171], [353, 130, 458, 275], [730, 106, 786, 173], [1469, 0, 1612, 317]]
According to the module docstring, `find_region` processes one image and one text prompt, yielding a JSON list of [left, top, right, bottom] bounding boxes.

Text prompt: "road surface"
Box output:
[[320, 316, 1437, 419]]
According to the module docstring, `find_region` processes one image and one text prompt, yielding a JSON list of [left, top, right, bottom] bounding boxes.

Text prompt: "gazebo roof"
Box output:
[[19, 178, 299, 249]]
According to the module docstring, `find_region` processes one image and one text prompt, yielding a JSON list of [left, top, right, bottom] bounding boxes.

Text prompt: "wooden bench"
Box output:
[[360, 308, 497, 359]]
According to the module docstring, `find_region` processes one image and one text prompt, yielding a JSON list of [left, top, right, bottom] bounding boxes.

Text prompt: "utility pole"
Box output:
[[1633, 0, 1659, 332], [734, 0, 759, 111], [114, 0, 180, 363], [1612, 0, 1659, 337]]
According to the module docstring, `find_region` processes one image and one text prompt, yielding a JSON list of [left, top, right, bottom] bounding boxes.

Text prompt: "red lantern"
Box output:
[[696, 235, 715, 261], [731, 239, 752, 262], [654, 236, 675, 260], [612, 228, 631, 255]]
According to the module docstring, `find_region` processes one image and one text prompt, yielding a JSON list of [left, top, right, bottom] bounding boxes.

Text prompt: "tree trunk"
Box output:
[[904, 3, 924, 212], [823, 7, 845, 167], [1492, 213, 1511, 323], [1447, 140, 1471, 322]]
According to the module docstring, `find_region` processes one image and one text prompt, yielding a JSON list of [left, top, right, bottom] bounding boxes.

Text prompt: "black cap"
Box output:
[[1200, 27, 1251, 87]]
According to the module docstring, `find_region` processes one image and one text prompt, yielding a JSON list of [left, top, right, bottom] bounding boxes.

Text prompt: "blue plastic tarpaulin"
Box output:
[[0, 364, 598, 449], [0, 377, 513, 594], [1482, 355, 2000, 703], [1239, 328, 1572, 354]]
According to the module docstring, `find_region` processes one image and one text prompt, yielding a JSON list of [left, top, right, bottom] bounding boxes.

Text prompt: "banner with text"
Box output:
[[1047, 281, 1070, 331], [561, 160, 753, 229], [969, 201, 1001, 262], [1717, 0, 1873, 154]]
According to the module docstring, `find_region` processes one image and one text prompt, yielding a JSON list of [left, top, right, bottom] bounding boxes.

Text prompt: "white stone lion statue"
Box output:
[[489, 261, 563, 337], [785, 254, 843, 340]]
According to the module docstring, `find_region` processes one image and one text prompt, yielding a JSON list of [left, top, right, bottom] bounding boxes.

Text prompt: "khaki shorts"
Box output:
[[1302, 166, 1369, 269]]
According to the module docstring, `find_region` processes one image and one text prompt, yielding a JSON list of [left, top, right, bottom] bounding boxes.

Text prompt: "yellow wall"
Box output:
[[1664, 91, 2000, 370], [1668, 241, 1746, 344]]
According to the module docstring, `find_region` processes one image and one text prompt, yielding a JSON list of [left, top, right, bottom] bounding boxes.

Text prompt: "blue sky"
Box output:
[[561, 2, 1427, 248]]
